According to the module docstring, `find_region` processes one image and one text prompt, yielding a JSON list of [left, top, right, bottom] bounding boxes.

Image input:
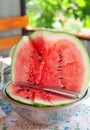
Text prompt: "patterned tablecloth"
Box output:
[[0, 57, 90, 130], [0, 97, 90, 130]]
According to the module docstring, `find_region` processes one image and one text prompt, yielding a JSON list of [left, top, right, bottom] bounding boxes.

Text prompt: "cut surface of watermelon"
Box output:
[[8, 29, 90, 106], [6, 82, 77, 106]]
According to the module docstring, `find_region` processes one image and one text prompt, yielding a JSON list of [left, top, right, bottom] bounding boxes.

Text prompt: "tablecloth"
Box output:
[[0, 93, 90, 130]]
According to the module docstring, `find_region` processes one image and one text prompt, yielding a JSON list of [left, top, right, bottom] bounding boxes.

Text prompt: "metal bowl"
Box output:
[[2, 82, 90, 125], [3, 66, 11, 83]]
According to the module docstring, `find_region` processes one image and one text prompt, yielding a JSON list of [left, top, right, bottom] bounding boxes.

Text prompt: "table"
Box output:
[[0, 57, 90, 130]]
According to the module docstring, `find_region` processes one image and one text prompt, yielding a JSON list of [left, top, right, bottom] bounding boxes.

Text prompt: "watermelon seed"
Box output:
[[58, 54, 63, 62], [26, 89, 30, 92], [57, 66, 62, 68], [26, 96, 30, 99], [39, 91, 42, 93], [27, 79, 33, 82], [58, 59, 62, 62], [33, 50, 36, 54], [33, 82, 40, 85], [33, 82, 37, 85], [35, 83, 40, 85], [39, 53, 42, 56], [59, 54, 62, 56], [29, 75, 33, 77], [62, 86, 66, 89], [21, 88, 25, 91], [59, 77, 63, 79], [16, 88, 25, 93], [20, 86, 24, 88], [38, 59, 42, 62], [31, 56, 33, 59], [59, 54, 63, 58]]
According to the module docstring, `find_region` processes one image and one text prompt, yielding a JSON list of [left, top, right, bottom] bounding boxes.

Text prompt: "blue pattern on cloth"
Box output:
[[1, 103, 12, 113], [0, 98, 12, 114], [0, 98, 90, 129]]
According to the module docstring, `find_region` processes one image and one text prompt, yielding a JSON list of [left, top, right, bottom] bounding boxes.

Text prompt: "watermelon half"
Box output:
[[6, 29, 90, 107]]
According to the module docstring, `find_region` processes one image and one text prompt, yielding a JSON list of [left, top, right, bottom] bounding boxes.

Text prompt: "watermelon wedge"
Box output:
[[6, 29, 90, 107]]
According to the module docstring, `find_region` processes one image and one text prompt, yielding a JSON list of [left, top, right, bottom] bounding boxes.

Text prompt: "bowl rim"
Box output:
[[2, 82, 90, 110]]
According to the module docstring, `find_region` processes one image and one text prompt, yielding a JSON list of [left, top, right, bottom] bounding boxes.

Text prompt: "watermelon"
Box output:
[[5, 29, 90, 107]]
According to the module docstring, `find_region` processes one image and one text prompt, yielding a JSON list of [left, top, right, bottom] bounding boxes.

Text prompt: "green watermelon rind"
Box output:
[[10, 29, 90, 107], [31, 100, 76, 107], [6, 93, 75, 107]]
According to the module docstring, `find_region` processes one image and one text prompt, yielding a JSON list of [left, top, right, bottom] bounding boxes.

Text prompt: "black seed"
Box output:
[[58, 59, 62, 62], [34, 82, 37, 85], [20, 86, 24, 88], [59, 54, 63, 58], [26, 96, 30, 99], [16, 88, 25, 93], [33, 51, 36, 54], [34, 83, 40, 85], [59, 77, 63, 79], [39, 91, 42, 93], [57, 66, 62, 68], [31, 56, 33, 59], [59, 54, 62, 56], [39, 53, 42, 56], [38, 59, 42, 62], [21, 88, 25, 91], [26, 89, 30, 92], [30, 81, 34, 83], [29, 75, 33, 77], [27, 79, 33, 82], [62, 86, 66, 89]]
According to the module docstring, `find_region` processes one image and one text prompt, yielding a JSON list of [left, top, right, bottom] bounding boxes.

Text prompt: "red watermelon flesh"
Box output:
[[13, 37, 84, 92], [9, 30, 90, 106], [6, 82, 75, 106], [32, 37, 84, 92]]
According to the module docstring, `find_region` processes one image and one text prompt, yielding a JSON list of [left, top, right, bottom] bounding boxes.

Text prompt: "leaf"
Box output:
[[26, 0, 90, 31]]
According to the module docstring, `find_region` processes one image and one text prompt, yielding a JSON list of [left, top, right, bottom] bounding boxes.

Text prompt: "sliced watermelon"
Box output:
[[6, 29, 90, 107], [6, 82, 76, 106]]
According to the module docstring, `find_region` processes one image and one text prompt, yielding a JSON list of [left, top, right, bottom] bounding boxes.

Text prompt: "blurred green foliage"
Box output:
[[25, 0, 90, 32]]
